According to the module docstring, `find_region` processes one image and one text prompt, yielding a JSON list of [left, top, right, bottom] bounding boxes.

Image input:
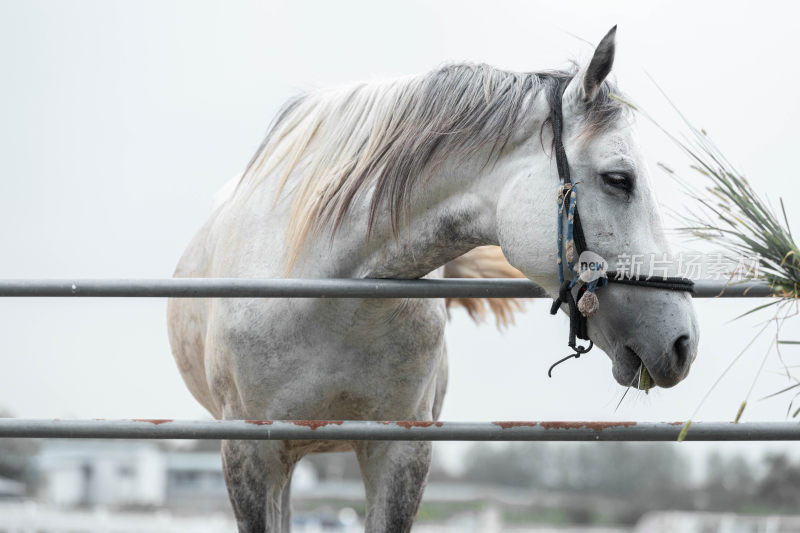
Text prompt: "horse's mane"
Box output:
[[238, 63, 624, 270]]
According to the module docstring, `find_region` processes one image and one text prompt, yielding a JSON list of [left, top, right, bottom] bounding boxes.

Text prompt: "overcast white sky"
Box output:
[[2, 1, 800, 469]]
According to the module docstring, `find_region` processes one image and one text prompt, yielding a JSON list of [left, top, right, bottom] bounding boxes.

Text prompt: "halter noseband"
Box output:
[[547, 83, 694, 377]]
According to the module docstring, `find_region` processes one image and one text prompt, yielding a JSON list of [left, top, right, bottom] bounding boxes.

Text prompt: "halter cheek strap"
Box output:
[[546, 82, 694, 377]]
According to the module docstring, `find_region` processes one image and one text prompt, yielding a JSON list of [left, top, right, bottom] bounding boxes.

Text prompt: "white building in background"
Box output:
[[0, 476, 25, 500], [163, 450, 317, 510], [36, 441, 166, 507], [163, 451, 228, 511], [34, 440, 318, 510]]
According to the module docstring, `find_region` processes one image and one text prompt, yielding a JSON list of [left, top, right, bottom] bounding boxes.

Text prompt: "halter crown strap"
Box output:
[[551, 84, 588, 256]]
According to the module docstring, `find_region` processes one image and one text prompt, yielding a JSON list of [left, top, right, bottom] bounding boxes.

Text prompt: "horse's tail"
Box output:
[[444, 246, 528, 328]]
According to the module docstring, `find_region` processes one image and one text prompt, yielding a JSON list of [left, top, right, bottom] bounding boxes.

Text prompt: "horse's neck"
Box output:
[[320, 147, 530, 280], [353, 187, 495, 279]]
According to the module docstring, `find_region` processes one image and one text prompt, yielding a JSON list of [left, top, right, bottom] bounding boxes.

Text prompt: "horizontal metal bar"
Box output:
[[0, 419, 797, 441], [0, 278, 774, 298]]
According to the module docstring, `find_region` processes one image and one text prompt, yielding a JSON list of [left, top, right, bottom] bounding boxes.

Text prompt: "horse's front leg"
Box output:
[[354, 440, 432, 532], [222, 439, 296, 533]]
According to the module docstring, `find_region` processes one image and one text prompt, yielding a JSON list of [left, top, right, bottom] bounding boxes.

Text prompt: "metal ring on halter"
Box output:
[[575, 340, 593, 353]]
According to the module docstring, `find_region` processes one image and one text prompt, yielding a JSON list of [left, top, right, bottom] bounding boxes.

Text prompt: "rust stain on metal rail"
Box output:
[[245, 420, 274, 426], [292, 420, 343, 430], [493, 421, 638, 430], [132, 419, 173, 425], [536, 421, 637, 430], [543, 421, 637, 430], [395, 421, 444, 429], [492, 422, 539, 429]]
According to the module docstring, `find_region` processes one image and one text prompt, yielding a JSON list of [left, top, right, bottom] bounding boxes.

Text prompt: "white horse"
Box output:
[[168, 27, 699, 532]]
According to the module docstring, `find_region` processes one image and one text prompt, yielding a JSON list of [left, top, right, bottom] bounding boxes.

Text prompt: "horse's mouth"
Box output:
[[618, 346, 658, 390]]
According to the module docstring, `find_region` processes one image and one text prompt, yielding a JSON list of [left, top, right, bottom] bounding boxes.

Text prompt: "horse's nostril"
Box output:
[[673, 334, 692, 371]]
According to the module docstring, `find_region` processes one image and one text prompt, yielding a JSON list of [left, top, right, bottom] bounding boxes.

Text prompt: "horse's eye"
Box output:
[[601, 172, 633, 192]]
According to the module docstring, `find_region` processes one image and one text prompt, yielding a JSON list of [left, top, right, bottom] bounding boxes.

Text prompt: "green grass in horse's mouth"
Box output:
[[638, 365, 653, 393]]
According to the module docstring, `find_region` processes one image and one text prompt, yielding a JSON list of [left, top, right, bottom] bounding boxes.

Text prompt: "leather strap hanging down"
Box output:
[[547, 81, 694, 377]]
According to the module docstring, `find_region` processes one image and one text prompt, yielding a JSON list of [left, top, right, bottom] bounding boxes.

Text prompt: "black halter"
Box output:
[[547, 83, 694, 377]]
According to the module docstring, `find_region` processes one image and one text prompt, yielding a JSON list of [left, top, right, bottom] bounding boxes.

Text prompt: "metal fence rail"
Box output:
[[0, 278, 774, 298], [0, 419, 797, 441], [0, 278, 779, 443]]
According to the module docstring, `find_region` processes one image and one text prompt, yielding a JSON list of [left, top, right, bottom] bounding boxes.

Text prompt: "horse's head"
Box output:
[[497, 27, 699, 388]]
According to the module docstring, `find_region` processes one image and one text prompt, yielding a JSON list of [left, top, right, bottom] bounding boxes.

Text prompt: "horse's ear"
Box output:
[[565, 26, 617, 105]]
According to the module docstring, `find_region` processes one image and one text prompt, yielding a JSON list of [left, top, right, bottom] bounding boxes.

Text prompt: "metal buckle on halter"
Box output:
[[556, 183, 571, 206]]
